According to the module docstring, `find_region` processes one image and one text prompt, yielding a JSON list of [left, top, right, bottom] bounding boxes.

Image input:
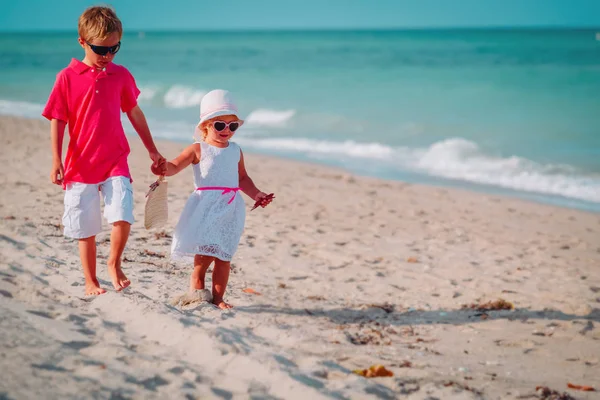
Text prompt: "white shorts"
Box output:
[[63, 176, 134, 239]]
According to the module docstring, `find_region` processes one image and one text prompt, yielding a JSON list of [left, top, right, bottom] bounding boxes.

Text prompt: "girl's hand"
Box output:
[[253, 192, 274, 209]]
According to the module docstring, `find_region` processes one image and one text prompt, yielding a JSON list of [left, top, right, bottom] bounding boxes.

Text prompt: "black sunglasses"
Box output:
[[213, 121, 240, 132], [87, 41, 121, 56]]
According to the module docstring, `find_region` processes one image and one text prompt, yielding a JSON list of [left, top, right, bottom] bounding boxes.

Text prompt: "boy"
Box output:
[[43, 6, 166, 295]]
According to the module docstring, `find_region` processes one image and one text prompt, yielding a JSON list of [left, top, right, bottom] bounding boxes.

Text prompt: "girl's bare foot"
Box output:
[[212, 259, 231, 310], [213, 299, 233, 309], [85, 280, 107, 296], [108, 263, 130, 291]]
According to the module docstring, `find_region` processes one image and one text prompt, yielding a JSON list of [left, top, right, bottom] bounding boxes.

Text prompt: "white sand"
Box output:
[[1, 116, 599, 399]]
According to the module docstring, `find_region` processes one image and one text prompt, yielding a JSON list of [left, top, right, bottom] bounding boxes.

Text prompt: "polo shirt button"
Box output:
[[96, 90, 99, 93], [90, 69, 93, 72]]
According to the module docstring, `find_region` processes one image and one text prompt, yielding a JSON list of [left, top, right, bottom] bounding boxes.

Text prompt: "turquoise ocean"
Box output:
[[1, 29, 599, 211]]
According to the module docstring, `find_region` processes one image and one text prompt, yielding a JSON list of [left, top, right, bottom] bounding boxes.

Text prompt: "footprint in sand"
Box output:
[[170, 289, 213, 308]]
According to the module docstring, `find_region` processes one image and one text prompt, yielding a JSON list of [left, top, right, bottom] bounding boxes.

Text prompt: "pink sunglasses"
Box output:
[[212, 120, 240, 132]]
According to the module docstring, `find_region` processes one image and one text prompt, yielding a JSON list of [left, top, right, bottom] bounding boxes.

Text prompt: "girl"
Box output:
[[153, 89, 273, 309]]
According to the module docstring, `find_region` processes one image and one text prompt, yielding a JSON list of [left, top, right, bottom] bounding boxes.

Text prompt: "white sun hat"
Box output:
[[194, 89, 244, 140]]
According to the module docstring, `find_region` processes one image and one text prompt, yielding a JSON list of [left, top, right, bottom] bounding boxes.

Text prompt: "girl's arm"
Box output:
[[238, 150, 263, 200], [153, 144, 199, 177]]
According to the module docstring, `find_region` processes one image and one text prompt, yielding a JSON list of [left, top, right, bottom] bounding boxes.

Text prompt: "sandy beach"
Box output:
[[1, 115, 599, 399]]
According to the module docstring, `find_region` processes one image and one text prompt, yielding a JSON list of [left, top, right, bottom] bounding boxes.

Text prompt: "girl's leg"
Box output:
[[212, 259, 232, 309], [190, 255, 214, 292]]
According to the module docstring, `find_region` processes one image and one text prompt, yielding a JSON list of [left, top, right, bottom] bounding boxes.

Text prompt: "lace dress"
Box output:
[[171, 140, 246, 261]]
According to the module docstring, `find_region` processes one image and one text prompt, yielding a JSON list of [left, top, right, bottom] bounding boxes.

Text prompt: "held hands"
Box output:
[[151, 160, 166, 176], [149, 151, 167, 176], [50, 160, 64, 185]]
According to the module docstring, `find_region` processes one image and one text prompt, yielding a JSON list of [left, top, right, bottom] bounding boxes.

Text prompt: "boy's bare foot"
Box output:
[[213, 300, 233, 309], [108, 264, 130, 291], [85, 280, 107, 296]]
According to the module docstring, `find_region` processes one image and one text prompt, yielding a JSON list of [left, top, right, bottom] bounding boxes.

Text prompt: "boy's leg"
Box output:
[[63, 182, 104, 295], [79, 236, 106, 295], [107, 221, 131, 291], [212, 259, 232, 309], [190, 255, 214, 292], [102, 177, 135, 291]]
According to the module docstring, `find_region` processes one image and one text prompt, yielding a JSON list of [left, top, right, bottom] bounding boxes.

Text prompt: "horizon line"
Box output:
[[1, 25, 600, 34]]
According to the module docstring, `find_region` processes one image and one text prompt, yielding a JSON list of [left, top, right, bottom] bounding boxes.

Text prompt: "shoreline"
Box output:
[[1, 115, 599, 399], [159, 133, 600, 216], [1, 112, 598, 214]]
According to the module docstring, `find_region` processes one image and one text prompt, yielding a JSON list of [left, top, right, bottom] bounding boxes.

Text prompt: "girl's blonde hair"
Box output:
[[198, 122, 209, 140], [78, 6, 123, 42]]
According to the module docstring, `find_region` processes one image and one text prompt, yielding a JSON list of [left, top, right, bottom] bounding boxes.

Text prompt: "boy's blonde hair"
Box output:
[[78, 6, 123, 42]]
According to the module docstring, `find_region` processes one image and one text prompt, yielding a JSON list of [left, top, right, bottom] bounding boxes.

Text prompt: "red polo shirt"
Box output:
[[42, 59, 140, 185]]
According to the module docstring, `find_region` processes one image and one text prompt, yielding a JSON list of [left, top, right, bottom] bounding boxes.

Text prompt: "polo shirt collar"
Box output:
[[69, 58, 116, 75]]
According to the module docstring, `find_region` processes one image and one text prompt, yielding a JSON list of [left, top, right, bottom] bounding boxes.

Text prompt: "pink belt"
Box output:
[[196, 186, 240, 204]]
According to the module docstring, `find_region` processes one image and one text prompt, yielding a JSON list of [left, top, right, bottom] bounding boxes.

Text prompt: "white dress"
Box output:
[[171, 140, 246, 262]]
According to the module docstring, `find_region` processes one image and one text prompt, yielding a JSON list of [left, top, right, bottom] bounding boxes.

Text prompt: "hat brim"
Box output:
[[199, 109, 240, 124]]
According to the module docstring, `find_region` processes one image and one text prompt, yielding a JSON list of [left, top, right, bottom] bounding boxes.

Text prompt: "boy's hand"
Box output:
[[149, 151, 167, 175], [50, 160, 64, 185]]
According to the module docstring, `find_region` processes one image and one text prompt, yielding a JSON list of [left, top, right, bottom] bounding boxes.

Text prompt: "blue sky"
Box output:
[[1, 0, 599, 31]]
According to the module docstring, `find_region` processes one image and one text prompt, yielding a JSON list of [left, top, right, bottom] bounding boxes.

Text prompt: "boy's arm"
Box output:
[[126, 105, 165, 168], [153, 144, 199, 177], [50, 119, 66, 185]]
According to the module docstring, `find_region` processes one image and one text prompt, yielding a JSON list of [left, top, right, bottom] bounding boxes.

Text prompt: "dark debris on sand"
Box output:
[[526, 386, 577, 400], [141, 249, 166, 258], [346, 329, 392, 346], [154, 231, 172, 240], [443, 381, 483, 396], [462, 298, 514, 311]]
